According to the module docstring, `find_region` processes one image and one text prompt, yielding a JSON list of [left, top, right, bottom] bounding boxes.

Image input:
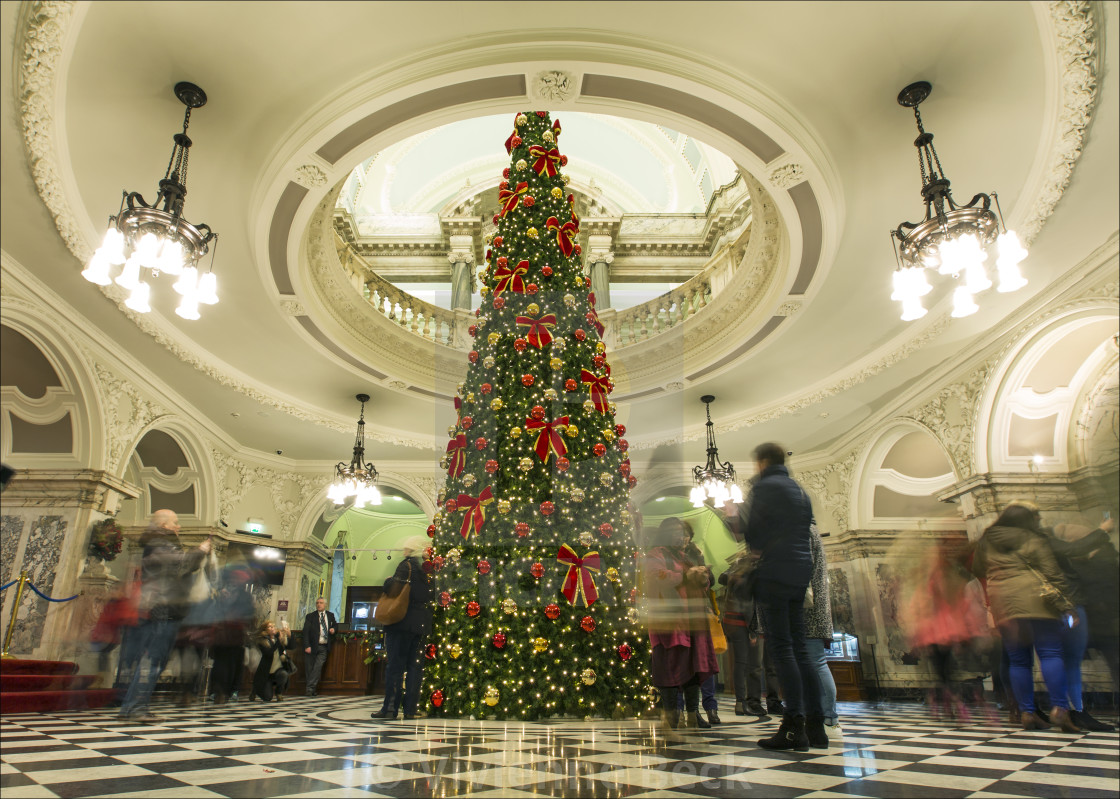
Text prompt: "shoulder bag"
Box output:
[[1022, 560, 1069, 614], [373, 560, 412, 626], [707, 590, 728, 654]]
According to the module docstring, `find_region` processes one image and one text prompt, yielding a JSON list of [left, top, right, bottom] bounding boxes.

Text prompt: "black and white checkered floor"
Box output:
[[2, 698, 1117, 798]]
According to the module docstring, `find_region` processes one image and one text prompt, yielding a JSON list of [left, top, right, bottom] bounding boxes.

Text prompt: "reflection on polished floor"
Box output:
[[1, 698, 1117, 798]]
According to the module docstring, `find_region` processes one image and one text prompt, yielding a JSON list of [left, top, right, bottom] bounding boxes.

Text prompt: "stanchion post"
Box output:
[[1, 571, 29, 659]]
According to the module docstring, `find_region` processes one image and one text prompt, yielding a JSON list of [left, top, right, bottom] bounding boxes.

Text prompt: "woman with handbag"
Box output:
[[644, 517, 719, 733], [672, 521, 724, 725], [972, 501, 1081, 733], [371, 536, 433, 721]]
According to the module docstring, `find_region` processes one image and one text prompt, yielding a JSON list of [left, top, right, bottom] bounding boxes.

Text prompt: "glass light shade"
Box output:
[[891, 266, 932, 302], [689, 485, 706, 508], [950, 285, 979, 318], [900, 297, 928, 321], [114, 257, 142, 290], [124, 281, 151, 313], [356, 484, 383, 507], [173, 265, 198, 296], [729, 484, 743, 503], [327, 483, 347, 504], [939, 232, 986, 277], [997, 230, 1027, 267], [133, 232, 162, 270], [156, 239, 184, 275], [81, 249, 113, 285], [963, 262, 993, 294], [101, 227, 127, 265], [175, 295, 201, 320], [997, 261, 1028, 293], [196, 271, 218, 304]]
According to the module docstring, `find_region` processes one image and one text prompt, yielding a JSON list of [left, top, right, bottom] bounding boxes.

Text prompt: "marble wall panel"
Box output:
[[829, 567, 854, 635], [1, 515, 24, 585], [874, 562, 909, 665], [10, 515, 67, 653]]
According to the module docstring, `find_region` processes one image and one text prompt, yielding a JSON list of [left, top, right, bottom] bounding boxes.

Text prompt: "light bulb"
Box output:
[[173, 265, 198, 296], [327, 483, 346, 504], [950, 285, 978, 318], [115, 257, 142, 290], [124, 281, 151, 313], [963, 261, 992, 294], [196, 271, 218, 304], [156, 239, 184, 275], [134, 232, 161, 270], [175, 295, 201, 320], [81, 249, 113, 285], [101, 227, 126, 265]]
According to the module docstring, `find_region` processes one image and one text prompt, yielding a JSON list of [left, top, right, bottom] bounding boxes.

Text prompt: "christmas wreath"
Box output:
[[89, 518, 124, 561]]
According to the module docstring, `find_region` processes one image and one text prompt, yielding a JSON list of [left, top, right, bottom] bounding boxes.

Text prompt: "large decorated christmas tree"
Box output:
[[423, 111, 651, 720]]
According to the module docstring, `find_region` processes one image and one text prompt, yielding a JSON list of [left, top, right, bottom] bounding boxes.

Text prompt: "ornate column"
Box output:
[[448, 235, 475, 311], [586, 234, 614, 309]]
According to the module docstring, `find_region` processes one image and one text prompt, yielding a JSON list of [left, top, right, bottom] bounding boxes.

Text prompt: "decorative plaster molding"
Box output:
[[901, 364, 993, 477], [446, 251, 474, 265], [279, 299, 307, 317], [209, 446, 333, 539], [87, 360, 167, 475], [799, 449, 858, 532], [776, 300, 802, 317], [768, 163, 806, 190], [294, 164, 328, 188], [531, 70, 577, 103]]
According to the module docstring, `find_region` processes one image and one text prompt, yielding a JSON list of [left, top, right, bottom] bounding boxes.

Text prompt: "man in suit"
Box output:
[[302, 597, 336, 696]]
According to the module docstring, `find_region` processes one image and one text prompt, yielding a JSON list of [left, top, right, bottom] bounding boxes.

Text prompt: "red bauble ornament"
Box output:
[[477, 559, 491, 575], [565, 379, 578, 391], [536, 111, 547, 117], [439, 591, 452, 607], [427, 524, 436, 537], [461, 416, 473, 430], [629, 588, 638, 604], [493, 236, 504, 247], [615, 424, 626, 436], [425, 643, 437, 660], [492, 632, 507, 649], [573, 245, 582, 255], [618, 643, 633, 661], [593, 443, 607, 457], [628, 475, 638, 488], [481, 383, 493, 394], [445, 499, 458, 513], [593, 354, 605, 368], [422, 560, 435, 574], [530, 405, 546, 421], [514, 337, 527, 352], [432, 689, 445, 708], [556, 457, 570, 472], [502, 168, 510, 179], [515, 521, 530, 537], [574, 329, 586, 341], [492, 214, 500, 225], [599, 522, 614, 537], [485, 459, 499, 473], [499, 180, 509, 190], [581, 616, 597, 633], [545, 603, 561, 620], [617, 439, 629, 452], [521, 374, 534, 387], [531, 562, 544, 578], [523, 195, 535, 208], [467, 601, 481, 617], [541, 265, 553, 277], [468, 324, 478, 337], [560, 155, 569, 166], [475, 437, 488, 450], [496, 256, 508, 268], [433, 555, 445, 570], [540, 501, 555, 516], [468, 350, 479, 363], [511, 135, 522, 147], [619, 461, 631, 476], [527, 283, 538, 294], [493, 297, 505, 310]]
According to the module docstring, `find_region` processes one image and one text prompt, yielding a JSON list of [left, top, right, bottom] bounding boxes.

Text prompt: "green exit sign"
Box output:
[[246, 521, 264, 534]]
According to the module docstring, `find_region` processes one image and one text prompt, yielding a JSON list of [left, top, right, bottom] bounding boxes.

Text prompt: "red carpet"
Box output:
[[0, 658, 117, 714]]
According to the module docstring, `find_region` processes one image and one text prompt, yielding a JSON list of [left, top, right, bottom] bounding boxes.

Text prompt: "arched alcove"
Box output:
[[116, 423, 213, 526]]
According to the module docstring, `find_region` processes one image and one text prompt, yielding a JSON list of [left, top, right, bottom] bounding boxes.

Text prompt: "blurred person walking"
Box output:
[[805, 522, 839, 728], [644, 517, 719, 733], [972, 501, 1081, 733], [117, 510, 210, 723], [674, 521, 722, 725], [207, 565, 256, 703], [370, 537, 434, 721]]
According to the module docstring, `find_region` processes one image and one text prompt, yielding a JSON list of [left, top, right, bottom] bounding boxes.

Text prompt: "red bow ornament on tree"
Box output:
[[581, 369, 612, 413], [585, 306, 605, 337], [446, 433, 467, 478], [493, 260, 529, 296], [498, 182, 529, 217], [546, 215, 579, 257], [528, 145, 563, 177], [557, 544, 600, 606], [456, 487, 494, 539], [515, 312, 557, 348], [525, 415, 570, 463]]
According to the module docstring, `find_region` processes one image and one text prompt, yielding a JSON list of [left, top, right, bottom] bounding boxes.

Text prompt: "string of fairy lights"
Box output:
[[422, 111, 654, 720]]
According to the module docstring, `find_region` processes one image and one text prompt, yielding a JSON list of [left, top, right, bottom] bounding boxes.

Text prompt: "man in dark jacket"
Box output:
[[118, 509, 209, 722], [303, 597, 336, 696], [371, 536, 433, 720], [732, 443, 823, 750]]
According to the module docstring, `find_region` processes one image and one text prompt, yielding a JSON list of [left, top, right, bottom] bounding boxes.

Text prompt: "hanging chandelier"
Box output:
[[327, 394, 382, 507], [889, 81, 1027, 321], [690, 395, 743, 507], [81, 82, 218, 319]]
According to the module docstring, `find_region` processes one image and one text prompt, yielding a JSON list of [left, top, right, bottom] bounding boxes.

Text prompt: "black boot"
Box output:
[[806, 715, 829, 749], [734, 700, 746, 716], [707, 709, 721, 725], [758, 715, 808, 751], [767, 699, 786, 716], [694, 711, 712, 729], [745, 698, 767, 716], [1071, 710, 1115, 732]]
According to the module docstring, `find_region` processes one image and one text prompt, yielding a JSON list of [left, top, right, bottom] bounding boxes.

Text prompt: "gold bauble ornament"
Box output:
[[565, 425, 578, 438], [480, 285, 490, 296], [527, 227, 539, 239], [477, 316, 488, 328], [533, 636, 548, 653], [526, 303, 540, 315], [595, 341, 606, 354], [447, 548, 462, 564], [599, 472, 613, 487], [450, 643, 463, 659], [575, 276, 584, 287], [518, 457, 533, 472], [579, 530, 594, 546], [550, 358, 563, 370], [553, 336, 567, 351], [433, 511, 444, 524], [446, 425, 457, 437], [543, 130, 555, 143], [583, 399, 595, 413], [457, 382, 466, 395], [543, 388, 558, 401], [627, 608, 640, 623], [570, 488, 585, 503], [498, 499, 512, 514], [488, 332, 501, 345], [602, 428, 615, 442], [581, 668, 597, 686], [516, 113, 528, 126], [466, 392, 475, 404], [562, 174, 571, 184], [490, 398, 504, 411], [462, 473, 477, 488], [563, 293, 576, 308], [606, 567, 620, 582], [609, 402, 618, 414], [510, 426, 522, 439], [551, 186, 563, 199], [621, 510, 631, 525], [483, 356, 495, 369], [484, 686, 500, 706], [516, 159, 528, 171], [502, 598, 517, 614], [438, 488, 447, 503]]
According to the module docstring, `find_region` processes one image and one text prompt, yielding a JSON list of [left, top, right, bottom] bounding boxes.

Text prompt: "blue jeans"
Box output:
[[755, 580, 822, 718], [806, 638, 838, 724], [1001, 617, 1068, 713], [382, 629, 425, 716], [120, 618, 179, 716], [1060, 606, 1089, 712]]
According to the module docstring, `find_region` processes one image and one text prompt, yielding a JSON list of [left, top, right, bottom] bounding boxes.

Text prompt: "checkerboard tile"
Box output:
[[1, 698, 1115, 797]]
